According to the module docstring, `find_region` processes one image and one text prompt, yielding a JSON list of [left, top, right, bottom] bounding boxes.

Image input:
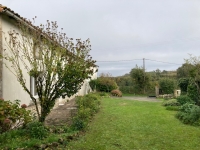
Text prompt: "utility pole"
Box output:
[[143, 58, 145, 71], [143, 58, 145, 94]]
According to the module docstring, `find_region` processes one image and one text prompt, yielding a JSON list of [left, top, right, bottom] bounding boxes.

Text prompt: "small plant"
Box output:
[[0, 99, 32, 133], [111, 89, 122, 97], [25, 121, 48, 139], [162, 99, 180, 106], [48, 125, 69, 134], [176, 95, 193, 105], [72, 117, 86, 130]]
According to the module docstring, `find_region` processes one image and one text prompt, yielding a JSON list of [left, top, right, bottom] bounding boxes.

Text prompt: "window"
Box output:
[[30, 76, 38, 97]]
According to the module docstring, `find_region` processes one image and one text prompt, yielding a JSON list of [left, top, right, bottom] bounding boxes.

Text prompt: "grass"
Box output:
[[68, 97, 200, 150], [0, 127, 78, 149]]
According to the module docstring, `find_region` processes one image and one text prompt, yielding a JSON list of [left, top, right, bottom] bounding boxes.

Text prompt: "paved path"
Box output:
[[116, 96, 161, 102], [43, 96, 160, 126], [45, 98, 77, 126]]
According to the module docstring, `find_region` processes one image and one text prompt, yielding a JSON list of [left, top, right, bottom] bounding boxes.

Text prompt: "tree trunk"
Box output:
[[39, 107, 50, 122]]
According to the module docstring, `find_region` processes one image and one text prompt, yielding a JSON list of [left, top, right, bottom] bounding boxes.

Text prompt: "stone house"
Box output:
[[0, 4, 97, 105]]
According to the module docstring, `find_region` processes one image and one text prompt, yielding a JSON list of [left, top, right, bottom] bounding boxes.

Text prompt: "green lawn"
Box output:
[[68, 97, 200, 150]]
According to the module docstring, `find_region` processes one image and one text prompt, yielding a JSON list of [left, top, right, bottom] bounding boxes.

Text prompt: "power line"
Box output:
[[97, 58, 182, 65], [145, 59, 182, 65], [97, 58, 142, 62]]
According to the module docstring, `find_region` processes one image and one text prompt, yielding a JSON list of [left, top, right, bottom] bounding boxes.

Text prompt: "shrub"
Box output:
[[98, 79, 118, 92], [187, 81, 200, 105], [111, 89, 122, 97], [76, 93, 101, 114], [177, 95, 193, 105], [72, 93, 101, 130], [90, 78, 118, 92], [0, 99, 32, 133], [162, 99, 180, 106], [91, 73, 118, 92], [25, 121, 48, 139], [178, 78, 189, 92], [89, 79, 98, 91], [176, 103, 200, 125], [72, 116, 86, 130]]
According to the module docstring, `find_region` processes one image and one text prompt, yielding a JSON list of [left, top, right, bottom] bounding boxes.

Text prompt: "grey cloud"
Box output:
[[1, 0, 200, 76]]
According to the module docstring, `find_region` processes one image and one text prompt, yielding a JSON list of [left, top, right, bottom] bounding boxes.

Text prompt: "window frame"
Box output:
[[30, 76, 38, 98]]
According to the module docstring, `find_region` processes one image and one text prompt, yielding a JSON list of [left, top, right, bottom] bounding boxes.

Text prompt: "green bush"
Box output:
[[0, 99, 32, 133], [76, 93, 101, 114], [72, 107, 90, 130], [176, 103, 200, 125], [98, 79, 118, 92], [90, 78, 118, 92], [178, 78, 189, 92], [25, 121, 48, 139], [176, 95, 193, 105], [162, 99, 180, 106], [72, 93, 101, 130], [72, 117, 86, 130], [187, 81, 200, 105], [111, 89, 122, 97], [89, 80, 97, 91]]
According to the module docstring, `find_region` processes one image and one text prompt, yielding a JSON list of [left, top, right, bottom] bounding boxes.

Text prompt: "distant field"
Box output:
[[68, 97, 200, 150]]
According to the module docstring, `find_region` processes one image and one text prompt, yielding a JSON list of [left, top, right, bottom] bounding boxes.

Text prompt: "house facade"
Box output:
[[0, 4, 97, 105]]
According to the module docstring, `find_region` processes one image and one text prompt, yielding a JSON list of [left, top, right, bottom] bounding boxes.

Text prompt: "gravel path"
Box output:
[[116, 96, 161, 102]]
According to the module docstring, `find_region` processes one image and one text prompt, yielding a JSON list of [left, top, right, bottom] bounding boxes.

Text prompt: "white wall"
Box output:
[[2, 14, 31, 105], [78, 68, 98, 96]]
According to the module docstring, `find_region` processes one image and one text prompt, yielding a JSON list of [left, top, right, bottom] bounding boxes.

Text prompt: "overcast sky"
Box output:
[[1, 0, 200, 76]]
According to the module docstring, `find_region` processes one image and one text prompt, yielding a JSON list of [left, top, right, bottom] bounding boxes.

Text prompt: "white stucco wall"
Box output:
[[78, 68, 98, 96], [1, 14, 31, 105]]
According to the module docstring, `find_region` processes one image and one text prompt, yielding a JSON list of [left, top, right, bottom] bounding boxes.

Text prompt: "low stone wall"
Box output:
[[157, 94, 174, 99]]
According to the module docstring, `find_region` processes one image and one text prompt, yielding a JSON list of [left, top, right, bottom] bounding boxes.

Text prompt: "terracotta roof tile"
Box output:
[[0, 4, 24, 19]]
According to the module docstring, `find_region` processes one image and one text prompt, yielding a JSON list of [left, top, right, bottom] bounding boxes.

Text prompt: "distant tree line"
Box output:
[[89, 55, 200, 99]]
